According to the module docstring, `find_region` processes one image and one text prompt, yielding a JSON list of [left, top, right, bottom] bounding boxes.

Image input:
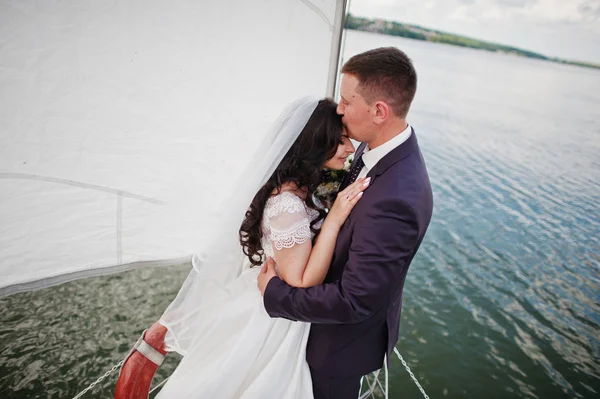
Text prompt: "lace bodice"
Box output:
[[261, 192, 322, 259]]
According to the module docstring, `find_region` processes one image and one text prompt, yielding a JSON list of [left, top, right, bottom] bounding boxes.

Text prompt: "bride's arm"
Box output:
[[273, 177, 369, 288], [272, 221, 337, 288]]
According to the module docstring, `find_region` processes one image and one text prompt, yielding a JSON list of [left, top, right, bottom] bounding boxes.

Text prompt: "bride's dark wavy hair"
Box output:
[[239, 98, 344, 266]]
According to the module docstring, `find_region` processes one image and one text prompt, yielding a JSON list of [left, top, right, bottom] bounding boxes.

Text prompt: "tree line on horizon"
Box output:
[[344, 14, 600, 71]]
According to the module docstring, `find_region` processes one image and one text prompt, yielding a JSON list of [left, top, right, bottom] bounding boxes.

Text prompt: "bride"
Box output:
[[155, 98, 369, 398]]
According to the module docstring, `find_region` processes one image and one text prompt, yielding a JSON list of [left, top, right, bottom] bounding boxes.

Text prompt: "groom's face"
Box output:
[[337, 74, 373, 143]]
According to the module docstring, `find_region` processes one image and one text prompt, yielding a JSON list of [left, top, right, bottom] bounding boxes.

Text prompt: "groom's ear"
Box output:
[[372, 100, 391, 125]]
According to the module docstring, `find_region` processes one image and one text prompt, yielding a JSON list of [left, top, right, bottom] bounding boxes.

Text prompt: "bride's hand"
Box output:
[[325, 177, 370, 230]]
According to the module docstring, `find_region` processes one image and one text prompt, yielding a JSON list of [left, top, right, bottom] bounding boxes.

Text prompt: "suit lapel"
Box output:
[[369, 128, 418, 180]]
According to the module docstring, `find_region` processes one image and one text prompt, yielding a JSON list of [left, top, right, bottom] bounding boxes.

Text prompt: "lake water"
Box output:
[[1, 30, 599, 398]]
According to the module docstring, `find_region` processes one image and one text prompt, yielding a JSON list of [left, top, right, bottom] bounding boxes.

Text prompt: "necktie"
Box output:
[[347, 155, 365, 185]]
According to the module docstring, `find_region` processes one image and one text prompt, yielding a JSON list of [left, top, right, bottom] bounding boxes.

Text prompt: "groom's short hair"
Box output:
[[341, 47, 417, 118]]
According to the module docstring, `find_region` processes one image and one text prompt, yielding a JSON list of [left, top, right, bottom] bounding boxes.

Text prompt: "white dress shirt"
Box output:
[[357, 124, 412, 179]]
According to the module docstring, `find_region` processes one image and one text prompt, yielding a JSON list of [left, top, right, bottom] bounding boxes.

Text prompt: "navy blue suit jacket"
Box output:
[[264, 130, 433, 377]]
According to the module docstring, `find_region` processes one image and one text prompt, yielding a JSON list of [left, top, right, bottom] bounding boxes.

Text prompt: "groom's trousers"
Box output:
[[310, 366, 362, 399]]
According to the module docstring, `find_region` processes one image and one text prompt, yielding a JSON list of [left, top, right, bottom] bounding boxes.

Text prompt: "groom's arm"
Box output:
[[263, 197, 420, 324]]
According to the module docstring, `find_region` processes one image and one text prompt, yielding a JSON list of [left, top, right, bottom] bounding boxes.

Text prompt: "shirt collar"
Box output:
[[362, 124, 412, 172]]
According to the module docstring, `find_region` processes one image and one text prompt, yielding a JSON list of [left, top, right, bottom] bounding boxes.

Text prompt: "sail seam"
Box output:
[[299, 0, 333, 29], [0, 257, 192, 298], [117, 193, 123, 264], [0, 173, 164, 204]]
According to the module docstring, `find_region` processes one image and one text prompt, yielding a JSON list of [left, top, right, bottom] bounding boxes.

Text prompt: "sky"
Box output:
[[348, 0, 600, 64]]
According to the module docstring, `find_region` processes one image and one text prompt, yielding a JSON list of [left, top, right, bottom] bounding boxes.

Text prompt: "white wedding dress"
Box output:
[[157, 191, 320, 398]]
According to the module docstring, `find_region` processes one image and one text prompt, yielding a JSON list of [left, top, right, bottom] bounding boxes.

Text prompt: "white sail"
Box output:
[[0, 0, 347, 296]]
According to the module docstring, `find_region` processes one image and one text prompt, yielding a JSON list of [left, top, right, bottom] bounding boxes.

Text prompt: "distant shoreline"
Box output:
[[345, 15, 600, 71]]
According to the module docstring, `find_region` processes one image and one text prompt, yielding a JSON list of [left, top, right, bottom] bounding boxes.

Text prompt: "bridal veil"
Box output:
[[160, 97, 319, 354]]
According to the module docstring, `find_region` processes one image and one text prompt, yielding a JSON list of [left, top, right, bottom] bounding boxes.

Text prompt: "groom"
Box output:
[[258, 47, 433, 399]]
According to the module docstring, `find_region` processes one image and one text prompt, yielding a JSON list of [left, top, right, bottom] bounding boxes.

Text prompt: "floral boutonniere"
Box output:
[[315, 155, 353, 210]]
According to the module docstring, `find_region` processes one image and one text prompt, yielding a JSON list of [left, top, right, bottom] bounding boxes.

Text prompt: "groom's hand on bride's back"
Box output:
[[258, 257, 278, 296]]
